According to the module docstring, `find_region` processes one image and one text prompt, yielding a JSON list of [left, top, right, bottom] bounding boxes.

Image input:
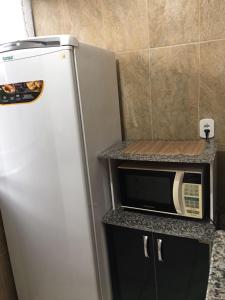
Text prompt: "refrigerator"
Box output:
[[0, 35, 121, 300]]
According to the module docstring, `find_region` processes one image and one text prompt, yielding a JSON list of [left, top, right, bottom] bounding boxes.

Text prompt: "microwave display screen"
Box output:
[[119, 169, 176, 213]]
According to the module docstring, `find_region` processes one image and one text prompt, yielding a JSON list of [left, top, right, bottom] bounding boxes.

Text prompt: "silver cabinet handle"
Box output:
[[157, 239, 163, 262], [143, 235, 149, 258]]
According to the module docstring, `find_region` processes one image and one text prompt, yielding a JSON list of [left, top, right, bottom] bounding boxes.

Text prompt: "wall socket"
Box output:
[[200, 119, 215, 139]]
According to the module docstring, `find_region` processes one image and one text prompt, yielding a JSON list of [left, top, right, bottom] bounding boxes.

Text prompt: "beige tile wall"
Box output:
[[32, 0, 225, 147]]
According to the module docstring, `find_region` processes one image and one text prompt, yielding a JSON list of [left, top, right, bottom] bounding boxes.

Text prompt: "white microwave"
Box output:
[[118, 162, 210, 220]]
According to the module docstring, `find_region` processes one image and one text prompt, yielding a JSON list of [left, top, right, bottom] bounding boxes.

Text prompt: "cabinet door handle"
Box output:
[[157, 239, 163, 262], [143, 235, 149, 258]]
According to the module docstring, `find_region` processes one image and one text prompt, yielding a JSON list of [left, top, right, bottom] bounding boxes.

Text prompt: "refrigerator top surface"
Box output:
[[0, 35, 78, 54]]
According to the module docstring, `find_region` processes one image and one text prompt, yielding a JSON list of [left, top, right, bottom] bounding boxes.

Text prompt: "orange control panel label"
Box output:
[[0, 80, 44, 105]]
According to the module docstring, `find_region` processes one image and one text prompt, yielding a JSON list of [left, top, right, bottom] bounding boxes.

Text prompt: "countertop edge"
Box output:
[[99, 140, 217, 164], [103, 208, 215, 243]]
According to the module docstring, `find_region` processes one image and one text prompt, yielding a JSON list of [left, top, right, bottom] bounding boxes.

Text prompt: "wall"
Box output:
[[32, 0, 225, 146], [0, 214, 18, 300], [0, 0, 34, 43], [32, 0, 225, 224]]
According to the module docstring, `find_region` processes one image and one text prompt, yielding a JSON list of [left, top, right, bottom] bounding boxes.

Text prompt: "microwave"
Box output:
[[118, 162, 210, 220]]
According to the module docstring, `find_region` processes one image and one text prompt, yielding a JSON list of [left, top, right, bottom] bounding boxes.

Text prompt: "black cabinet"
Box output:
[[154, 233, 209, 300], [106, 225, 209, 300], [106, 226, 156, 300]]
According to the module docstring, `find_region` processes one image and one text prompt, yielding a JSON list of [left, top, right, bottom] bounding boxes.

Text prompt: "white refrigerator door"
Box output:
[[0, 48, 99, 300]]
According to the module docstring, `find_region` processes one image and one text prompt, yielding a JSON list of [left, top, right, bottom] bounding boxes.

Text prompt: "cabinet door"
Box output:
[[154, 233, 209, 300], [106, 225, 157, 300]]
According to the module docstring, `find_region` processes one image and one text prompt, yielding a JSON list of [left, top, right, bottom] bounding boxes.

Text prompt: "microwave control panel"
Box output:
[[182, 183, 202, 219]]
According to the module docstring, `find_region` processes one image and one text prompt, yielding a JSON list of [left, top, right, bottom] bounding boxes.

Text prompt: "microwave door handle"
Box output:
[[173, 171, 184, 215]]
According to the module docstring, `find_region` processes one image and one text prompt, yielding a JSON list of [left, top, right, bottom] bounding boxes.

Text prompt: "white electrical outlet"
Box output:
[[200, 118, 215, 139]]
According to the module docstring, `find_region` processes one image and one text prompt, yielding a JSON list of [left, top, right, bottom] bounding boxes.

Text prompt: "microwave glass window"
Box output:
[[119, 169, 176, 213]]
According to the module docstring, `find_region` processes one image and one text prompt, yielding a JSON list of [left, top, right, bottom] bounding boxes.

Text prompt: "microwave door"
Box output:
[[173, 171, 185, 215], [119, 168, 177, 214]]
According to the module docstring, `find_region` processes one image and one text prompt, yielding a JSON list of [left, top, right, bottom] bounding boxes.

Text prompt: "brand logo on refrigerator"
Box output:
[[0, 81, 44, 105], [2, 56, 13, 61]]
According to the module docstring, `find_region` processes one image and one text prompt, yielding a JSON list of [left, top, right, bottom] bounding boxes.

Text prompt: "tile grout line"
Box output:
[[116, 37, 225, 55], [199, 37, 225, 45], [198, 0, 201, 134], [100, 0, 106, 49], [147, 0, 154, 140], [149, 50, 154, 142]]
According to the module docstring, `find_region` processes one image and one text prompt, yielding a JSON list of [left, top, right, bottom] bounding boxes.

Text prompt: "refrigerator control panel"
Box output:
[[0, 80, 44, 105]]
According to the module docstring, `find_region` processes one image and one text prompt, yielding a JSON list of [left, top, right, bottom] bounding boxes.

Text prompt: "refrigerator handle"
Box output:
[[0, 40, 60, 53]]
